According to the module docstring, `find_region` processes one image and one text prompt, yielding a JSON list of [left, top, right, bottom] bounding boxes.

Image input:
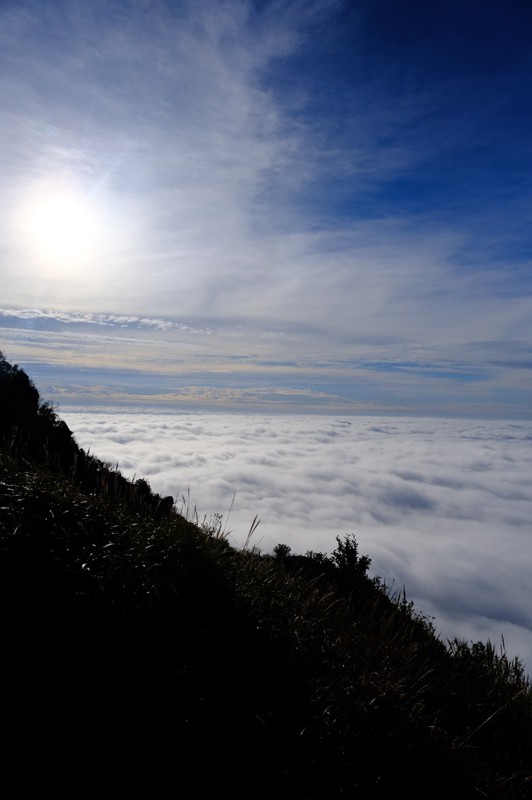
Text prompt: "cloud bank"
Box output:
[[59, 408, 532, 675]]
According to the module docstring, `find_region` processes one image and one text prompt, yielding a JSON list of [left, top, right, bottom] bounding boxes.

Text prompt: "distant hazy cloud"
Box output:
[[2, 300, 532, 417]]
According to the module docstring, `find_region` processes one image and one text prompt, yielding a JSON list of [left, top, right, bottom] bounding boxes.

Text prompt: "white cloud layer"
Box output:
[[59, 408, 532, 675]]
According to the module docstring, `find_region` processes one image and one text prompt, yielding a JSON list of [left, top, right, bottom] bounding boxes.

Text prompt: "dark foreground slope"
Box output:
[[0, 352, 531, 798]]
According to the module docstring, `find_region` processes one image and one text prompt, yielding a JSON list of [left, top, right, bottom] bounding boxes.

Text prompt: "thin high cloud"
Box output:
[[0, 0, 532, 413], [59, 409, 532, 674], [0, 307, 213, 333]]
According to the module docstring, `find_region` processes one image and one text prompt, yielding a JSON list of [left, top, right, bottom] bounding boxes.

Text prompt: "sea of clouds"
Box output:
[[59, 409, 532, 674]]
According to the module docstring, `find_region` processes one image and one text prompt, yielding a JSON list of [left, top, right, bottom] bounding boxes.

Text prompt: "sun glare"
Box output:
[[15, 181, 107, 277]]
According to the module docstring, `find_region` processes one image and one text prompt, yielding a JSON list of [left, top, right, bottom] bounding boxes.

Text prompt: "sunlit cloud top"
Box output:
[[58, 409, 532, 674], [1, 0, 532, 415]]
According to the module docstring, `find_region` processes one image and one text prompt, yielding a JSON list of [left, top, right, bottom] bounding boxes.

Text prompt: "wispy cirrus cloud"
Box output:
[[1, 1, 532, 415], [0, 307, 212, 332]]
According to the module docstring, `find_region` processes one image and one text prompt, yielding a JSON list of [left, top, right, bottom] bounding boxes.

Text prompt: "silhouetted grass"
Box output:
[[0, 351, 530, 797]]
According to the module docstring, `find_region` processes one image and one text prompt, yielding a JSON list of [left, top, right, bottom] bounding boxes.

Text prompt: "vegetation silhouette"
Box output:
[[0, 351, 530, 797]]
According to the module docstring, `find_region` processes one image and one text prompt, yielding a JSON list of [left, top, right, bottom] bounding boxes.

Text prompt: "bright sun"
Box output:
[[15, 181, 106, 277]]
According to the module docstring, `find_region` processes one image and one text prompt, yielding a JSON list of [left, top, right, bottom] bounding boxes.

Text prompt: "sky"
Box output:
[[1, 0, 532, 415], [1, 0, 531, 675], [59, 408, 532, 675]]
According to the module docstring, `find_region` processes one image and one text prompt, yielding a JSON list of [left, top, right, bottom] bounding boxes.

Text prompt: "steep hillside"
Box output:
[[0, 352, 530, 798]]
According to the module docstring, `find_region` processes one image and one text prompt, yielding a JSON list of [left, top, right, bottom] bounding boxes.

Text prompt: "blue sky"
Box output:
[[1, 0, 532, 415]]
